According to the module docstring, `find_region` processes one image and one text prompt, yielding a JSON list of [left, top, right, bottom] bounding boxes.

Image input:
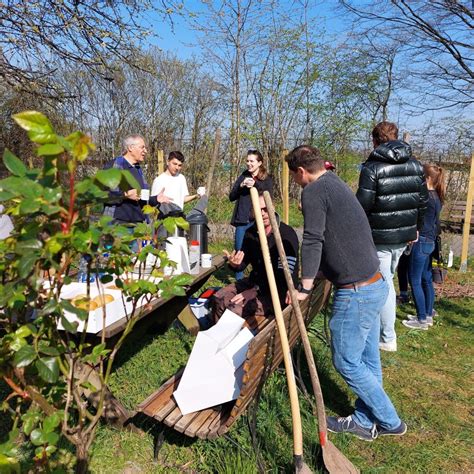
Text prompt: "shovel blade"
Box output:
[[322, 440, 359, 474]]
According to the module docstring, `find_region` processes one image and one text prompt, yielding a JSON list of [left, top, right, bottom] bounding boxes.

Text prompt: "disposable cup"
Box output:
[[201, 253, 212, 268], [140, 189, 150, 201]]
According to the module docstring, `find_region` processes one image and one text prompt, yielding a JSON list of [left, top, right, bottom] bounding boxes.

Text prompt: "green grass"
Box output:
[[86, 256, 474, 473], [2, 243, 473, 473]]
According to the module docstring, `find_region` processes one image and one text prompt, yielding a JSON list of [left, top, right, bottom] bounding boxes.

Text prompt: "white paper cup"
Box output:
[[197, 186, 206, 196], [140, 189, 150, 201], [201, 253, 212, 268]]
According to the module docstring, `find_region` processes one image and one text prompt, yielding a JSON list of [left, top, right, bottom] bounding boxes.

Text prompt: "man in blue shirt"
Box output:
[[103, 134, 150, 225]]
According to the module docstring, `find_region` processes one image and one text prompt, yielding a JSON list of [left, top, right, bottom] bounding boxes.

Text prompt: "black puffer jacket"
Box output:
[[356, 140, 428, 245]]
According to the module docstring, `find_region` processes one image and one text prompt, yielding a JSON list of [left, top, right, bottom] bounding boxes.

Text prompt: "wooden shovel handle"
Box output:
[[249, 188, 303, 457], [263, 191, 329, 444]]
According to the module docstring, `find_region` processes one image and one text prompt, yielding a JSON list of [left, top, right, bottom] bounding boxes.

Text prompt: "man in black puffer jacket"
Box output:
[[357, 122, 428, 352]]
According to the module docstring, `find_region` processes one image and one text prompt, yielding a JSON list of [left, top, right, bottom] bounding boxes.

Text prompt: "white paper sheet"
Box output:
[[173, 309, 254, 415]]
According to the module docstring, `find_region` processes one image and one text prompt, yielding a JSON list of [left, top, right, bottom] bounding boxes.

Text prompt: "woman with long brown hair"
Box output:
[[229, 150, 273, 280], [403, 163, 446, 330]]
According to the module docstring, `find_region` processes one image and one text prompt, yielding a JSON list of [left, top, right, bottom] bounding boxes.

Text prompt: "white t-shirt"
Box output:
[[151, 172, 189, 210]]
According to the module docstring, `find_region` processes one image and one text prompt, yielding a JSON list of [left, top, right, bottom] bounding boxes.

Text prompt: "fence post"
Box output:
[[460, 153, 474, 272], [157, 150, 164, 174], [282, 149, 289, 224]]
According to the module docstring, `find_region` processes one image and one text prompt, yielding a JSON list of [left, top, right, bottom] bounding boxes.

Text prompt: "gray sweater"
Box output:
[[301, 171, 379, 286]]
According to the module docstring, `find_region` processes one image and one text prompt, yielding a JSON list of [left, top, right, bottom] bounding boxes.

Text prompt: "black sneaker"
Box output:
[[326, 415, 377, 442], [377, 421, 407, 437]]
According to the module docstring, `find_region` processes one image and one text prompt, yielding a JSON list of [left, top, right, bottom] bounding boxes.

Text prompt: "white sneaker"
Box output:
[[407, 314, 433, 326], [379, 340, 397, 352], [402, 319, 429, 330]]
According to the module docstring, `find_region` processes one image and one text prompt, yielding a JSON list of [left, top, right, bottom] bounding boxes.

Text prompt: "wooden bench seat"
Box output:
[[441, 200, 474, 233], [137, 278, 332, 439]]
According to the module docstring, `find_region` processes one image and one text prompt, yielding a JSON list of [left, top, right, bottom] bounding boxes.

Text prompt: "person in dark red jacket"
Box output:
[[356, 122, 428, 352], [229, 150, 273, 280]]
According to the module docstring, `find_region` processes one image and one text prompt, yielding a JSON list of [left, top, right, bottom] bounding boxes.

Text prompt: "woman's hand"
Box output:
[[241, 177, 255, 188]]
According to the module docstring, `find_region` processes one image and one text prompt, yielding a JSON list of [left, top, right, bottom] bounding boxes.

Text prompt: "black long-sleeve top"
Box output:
[[229, 172, 273, 226], [232, 221, 299, 304]]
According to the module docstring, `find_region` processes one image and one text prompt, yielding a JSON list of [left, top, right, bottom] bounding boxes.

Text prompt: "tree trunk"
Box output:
[[75, 443, 89, 474], [206, 128, 221, 197]]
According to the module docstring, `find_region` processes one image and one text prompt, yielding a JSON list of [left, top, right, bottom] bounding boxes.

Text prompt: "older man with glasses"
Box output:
[[103, 134, 150, 230]]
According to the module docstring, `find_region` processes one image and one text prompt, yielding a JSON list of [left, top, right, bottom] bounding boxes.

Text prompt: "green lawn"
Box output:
[[86, 248, 473, 474], [1, 243, 472, 473]]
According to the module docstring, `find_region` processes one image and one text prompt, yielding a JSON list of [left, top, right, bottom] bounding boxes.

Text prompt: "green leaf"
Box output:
[[29, 428, 45, 446], [170, 286, 186, 296], [15, 239, 42, 252], [79, 381, 98, 393], [61, 300, 89, 321], [66, 131, 95, 161], [23, 415, 39, 436], [35, 357, 59, 383], [175, 217, 189, 231], [15, 326, 32, 339], [9, 336, 27, 352], [13, 345, 36, 368], [95, 169, 122, 189], [19, 199, 41, 215], [45, 236, 63, 255], [0, 453, 20, 473], [37, 144, 64, 156], [43, 432, 59, 446], [60, 316, 78, 334], [17, 253, 39, 279], [3, 150, 26, 177], [99, 274, 113, 284], [121, 170, 139, 190], [0, 176, 28, 196], [171, 274, 194, 286], [163, 218, 177, 235], [43, 413, 60, 433], [13, 111, 53, 134], [13, 111, 56, 144], [45, 445, 56, 456], [38, 343, 60, 357]]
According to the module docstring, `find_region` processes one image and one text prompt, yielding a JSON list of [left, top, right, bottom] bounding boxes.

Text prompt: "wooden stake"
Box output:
[[157, 149, 164, 174], [460, 153, 474, 272], [282, 149, 289, 224]]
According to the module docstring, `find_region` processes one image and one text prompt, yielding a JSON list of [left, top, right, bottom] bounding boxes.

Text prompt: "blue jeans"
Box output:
[[330, 277, 402, 430], [408, 237, 435, 322], [376, 244, 406, 344], [234, 222, 254, 280]]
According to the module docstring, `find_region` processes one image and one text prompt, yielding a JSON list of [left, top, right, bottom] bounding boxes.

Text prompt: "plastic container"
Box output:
[[447, 248, 453, 268], [189, 240, 201, 275]]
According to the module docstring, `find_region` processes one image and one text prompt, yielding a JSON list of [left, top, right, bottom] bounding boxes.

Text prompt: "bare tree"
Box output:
[[0, 0, 172, 99], [339, 0, 474, 110]]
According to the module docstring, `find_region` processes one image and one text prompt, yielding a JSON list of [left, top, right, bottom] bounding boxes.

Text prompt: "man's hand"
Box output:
[[157, 187, 173, 204], [285, 290, 309, 305], [230, 287, 257, 305], [124, 189, 139, 201], [223, 249, 244, 268]]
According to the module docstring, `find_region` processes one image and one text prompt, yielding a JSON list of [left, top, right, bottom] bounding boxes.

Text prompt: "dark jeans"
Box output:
[[397, 252, 410, 294], [233, 222, 254, 280], [409, 236, 435, 322]]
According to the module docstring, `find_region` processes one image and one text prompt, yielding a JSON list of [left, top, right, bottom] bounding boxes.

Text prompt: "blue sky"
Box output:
[[141, 1, 470, 134]]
